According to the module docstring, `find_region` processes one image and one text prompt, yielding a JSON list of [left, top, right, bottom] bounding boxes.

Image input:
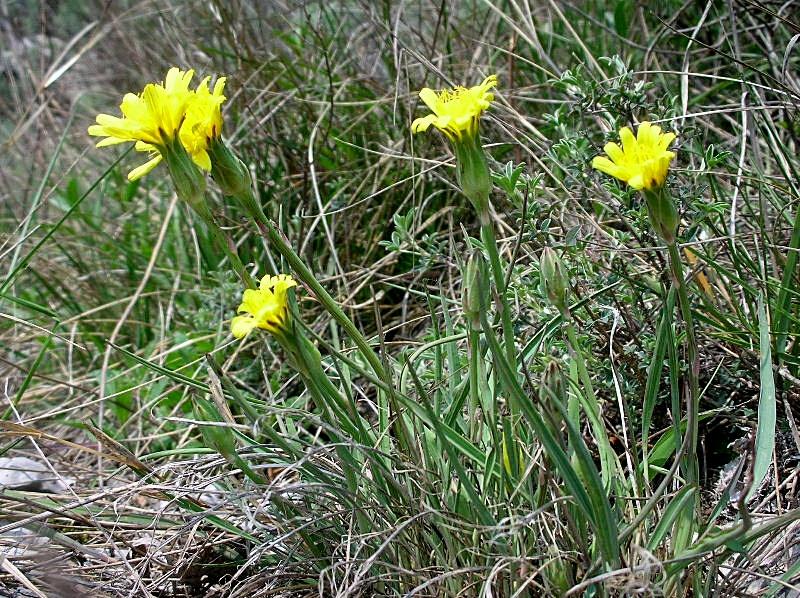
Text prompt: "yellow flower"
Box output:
[[411, 75, 498, 140], [592, 121, 676, 190], [88, 68, 227, 181], [88, 68, 194, 180], [180, 76, 227, 172], [231, 274, 297, 339]]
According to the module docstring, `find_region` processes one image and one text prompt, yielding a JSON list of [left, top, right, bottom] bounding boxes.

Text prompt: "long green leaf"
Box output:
[[642, 411, 718, 475], [748, 294, 776, 500], [408, 364, 496, 527], [0, 292, 59, 318], [109, 343, 209, 392]]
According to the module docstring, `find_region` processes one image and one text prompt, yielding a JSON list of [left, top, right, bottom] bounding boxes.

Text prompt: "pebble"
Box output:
[[0, 457, 72, 493]]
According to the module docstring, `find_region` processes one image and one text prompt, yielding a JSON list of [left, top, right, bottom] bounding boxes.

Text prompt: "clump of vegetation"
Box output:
[[1, 1, 799, 596]]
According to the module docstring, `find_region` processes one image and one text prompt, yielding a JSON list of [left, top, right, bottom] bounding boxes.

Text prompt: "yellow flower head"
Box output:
[[592, 121, 676, 191], [88, 68, 227, 181], [231, 274, 297, 339], [411, 75, 498, 140], [180, 76, 227, 172]]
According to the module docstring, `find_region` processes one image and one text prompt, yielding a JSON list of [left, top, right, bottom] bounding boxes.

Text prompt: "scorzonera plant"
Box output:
[[86, 68, 795, 596]]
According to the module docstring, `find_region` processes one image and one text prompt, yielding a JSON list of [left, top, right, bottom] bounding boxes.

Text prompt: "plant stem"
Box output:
[[467, 328, 482, 438], [665, 240, 700, 562], [479, 215, 521, 486], [207, 222, 256, 289], [248, 209, 415, 454], [479, 216, 517, 371]]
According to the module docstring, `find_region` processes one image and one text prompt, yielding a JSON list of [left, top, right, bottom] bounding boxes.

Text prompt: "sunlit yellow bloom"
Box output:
[[88, 68, 194, 180], [180, 76, 227, 172], [592, 121, 676, 190], [88, 68, 227, 181], [231, 274, 297, 339], [411, 75, 498, 140]]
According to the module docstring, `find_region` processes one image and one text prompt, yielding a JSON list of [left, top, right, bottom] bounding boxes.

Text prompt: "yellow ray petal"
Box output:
[[128, 155, 163, 181], [231, 315, 257, 339]]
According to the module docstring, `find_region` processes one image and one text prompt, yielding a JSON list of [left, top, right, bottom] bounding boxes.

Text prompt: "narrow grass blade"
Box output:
[[408, 364, 496, 527], [1, 150, 131, 295], [109, 343, 209, 392], [641, 411, 717, 475], [646, 485, 696, 552], [0, 293, 59, 318]]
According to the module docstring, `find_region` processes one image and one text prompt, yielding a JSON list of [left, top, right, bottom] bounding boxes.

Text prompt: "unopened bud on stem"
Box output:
[[208, 138, 266, 222], [462, 250, 490, 330], [540, 247, 569, 311]]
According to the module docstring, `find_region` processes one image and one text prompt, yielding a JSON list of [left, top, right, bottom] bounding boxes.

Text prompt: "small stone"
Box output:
[[0, 457, 72, 493], [0, 526, 49, 558]]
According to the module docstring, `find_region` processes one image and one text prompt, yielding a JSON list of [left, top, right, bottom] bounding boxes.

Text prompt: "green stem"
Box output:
[[207, 222, 256, 289], [468, 329, 482, 438], [248, 204, 415, 456], [617, 249, 701, 546], [479, 217, 517, 372], [211, 142, 385, 379], [665, 241, 700, 562], [480, 216, 521, 487], [294, 332, 372, 443]]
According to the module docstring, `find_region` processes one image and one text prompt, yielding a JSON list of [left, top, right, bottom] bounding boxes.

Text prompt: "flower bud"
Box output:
[[208, 138, 268, 222], [644, 187, 679, 245], [462, 250, 490, 330], [208, 138, 251, 194], [539, 358, 566, 442], [540, 247, 569, 311]]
